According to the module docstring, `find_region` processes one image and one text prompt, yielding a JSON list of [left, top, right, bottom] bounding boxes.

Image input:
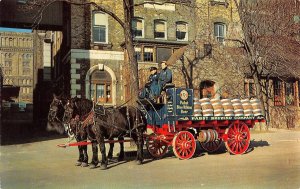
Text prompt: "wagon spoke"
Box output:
[[146, 134, 168, 159], [173, 131, 196, 160], [225, 122, 250, 155]]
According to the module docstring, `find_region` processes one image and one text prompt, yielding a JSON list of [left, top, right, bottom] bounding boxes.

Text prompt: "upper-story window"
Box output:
[[92, 12, 108, 43], [154, 19, 167, 39], [132, 17, 144, 38], [176, 21, 188, 41], [9, 38, 13, 46], [214, 22, 226, 43]]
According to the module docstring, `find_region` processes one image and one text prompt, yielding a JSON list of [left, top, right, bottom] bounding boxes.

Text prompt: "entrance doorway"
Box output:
[[200, 80, 215, 98], [90, 69, 112, 103]]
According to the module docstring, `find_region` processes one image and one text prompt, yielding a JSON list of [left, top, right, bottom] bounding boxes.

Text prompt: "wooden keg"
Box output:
[[214, 109, 224, 116], [198, 129, 218, 143], [241, 99, 253, 116], [211, 99, 224, 116], [224, 110, 235, 116], [221, 99, 234, 116], [199, 98, 210, 103], [232, 99, 244, 116], [200, 98, 214, 116], [250, 99, 263, 116], [193, 102, 202, 116]]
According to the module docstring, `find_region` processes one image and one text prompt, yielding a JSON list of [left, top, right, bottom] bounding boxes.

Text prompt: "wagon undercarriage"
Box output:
[[146, 117, 264, 160]]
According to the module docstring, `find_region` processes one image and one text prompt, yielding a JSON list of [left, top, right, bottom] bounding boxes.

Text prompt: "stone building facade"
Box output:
[[0, 32, 34, 103], [174, 0, 300, 129], [57, 0, 195, 106], [52, 0, 299, 128]]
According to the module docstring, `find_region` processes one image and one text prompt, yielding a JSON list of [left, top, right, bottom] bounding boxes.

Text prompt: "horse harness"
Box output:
[[66, 104, 145, 140]]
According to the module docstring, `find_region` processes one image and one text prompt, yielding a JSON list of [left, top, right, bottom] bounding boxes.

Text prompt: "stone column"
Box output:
[[70, 58, 81, 97]]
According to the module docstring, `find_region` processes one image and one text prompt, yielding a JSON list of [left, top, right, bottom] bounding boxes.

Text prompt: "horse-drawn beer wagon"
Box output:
[[141, 87, 265, 160], [51, 86, 264, 167]]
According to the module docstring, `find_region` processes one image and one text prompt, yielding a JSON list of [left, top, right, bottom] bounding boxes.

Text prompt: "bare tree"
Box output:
[[23, 0, 194, 105], [233, 0, 300, 125]]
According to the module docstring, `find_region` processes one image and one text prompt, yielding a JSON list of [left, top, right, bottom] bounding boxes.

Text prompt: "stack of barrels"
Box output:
[[250, 98, 263, 116], [241, 99, 253, 116], [193, 98, 202, 116], [231, 99, 244, 116], [211, 99, 224, 116], [221, 99, 235, 116], [192, 97, 263, 117], [199, 98, 214, 116]]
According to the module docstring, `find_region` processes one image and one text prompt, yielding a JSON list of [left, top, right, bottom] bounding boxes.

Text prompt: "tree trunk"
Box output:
[[123, 0, 139, 106], [252, 63, 268, 130]]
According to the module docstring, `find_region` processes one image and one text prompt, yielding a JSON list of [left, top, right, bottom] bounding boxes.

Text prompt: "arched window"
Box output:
[[6, 38, 9, 46], [131, 17, 144, 38], [1, 38, 5, 46], [176, 21, 188, 41], [214, 22, 226, 43], [154, 19, 167, 39], [90, 69, 112, 103], [19, 38, 23, 47], [9, 38, 13, 46], [200, 80, 215, 98]]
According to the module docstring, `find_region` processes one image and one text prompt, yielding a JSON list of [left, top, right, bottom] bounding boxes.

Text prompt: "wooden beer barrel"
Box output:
[[200, 98, 213, 116], [193, 101, 202, 116], [232, 99, 244, 116], [221, 99, 234, 116], [250, 98, 263, 116], [241, 99, 253, 116], [211, 99, 224, 116]]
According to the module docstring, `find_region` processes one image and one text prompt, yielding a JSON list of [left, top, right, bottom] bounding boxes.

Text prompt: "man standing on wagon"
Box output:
[[158, 61, 173, 92]]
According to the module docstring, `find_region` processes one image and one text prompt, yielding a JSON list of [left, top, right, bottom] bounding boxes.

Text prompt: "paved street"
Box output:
[[1, 129, 300, 189]]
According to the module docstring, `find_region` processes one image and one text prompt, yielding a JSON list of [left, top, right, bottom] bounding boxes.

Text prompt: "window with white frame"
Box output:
[[214, 22, 226, 43], [154, 20, 167, 39], [93, 12, 108, 43], [132, 18, 144, 38], [144, 47, 154, 62], [176, 21, 188, 41]]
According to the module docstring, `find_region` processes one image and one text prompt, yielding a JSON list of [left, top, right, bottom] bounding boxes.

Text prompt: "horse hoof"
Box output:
[[81, 162, 89, 167], [75, 161, 82, 166], [136, 160, 143, 165], [100, 164, 107, 170], [107, 155, 113, 160], [89, 164, 97, 169]]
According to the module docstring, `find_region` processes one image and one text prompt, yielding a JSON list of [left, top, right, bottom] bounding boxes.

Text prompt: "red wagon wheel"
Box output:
[[172, 131, 196, 160], [146, 133, 169, 159], [200, 139, 222, 153], [225, 121, 250, 155]]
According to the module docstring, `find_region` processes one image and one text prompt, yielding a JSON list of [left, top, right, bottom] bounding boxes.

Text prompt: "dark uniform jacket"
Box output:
[[158, 67, 172, 87]]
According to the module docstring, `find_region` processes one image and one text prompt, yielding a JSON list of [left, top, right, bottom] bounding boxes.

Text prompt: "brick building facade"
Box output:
[[51, 0, 299, 128]]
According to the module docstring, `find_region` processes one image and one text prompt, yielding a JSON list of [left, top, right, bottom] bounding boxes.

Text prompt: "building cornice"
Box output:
[[0, 47, 33, 52], [70, 49, 124, 60]]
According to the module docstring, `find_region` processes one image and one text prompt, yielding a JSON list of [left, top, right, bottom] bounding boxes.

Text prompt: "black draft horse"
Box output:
[[64, 97, 147, 170], [63, 97, 126, 168], [47, 94, 90, 167], [47, 94, 66, 135], [48, 95, 124, 167]]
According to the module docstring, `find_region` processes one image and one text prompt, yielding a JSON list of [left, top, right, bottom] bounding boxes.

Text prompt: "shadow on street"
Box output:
[[1, 119, 65, 146]]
